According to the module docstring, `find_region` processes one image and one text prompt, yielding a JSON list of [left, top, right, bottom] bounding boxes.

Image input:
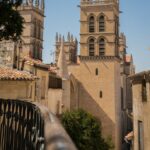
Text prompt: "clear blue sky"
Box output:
[[43, 0, 150, 73]]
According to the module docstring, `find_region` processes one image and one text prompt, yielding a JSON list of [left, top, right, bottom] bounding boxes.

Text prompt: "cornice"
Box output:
[[79, 55, 121, 62]]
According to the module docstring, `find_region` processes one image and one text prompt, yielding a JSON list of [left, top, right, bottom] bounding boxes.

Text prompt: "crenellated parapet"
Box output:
[[80, 0, 119, 6], [21, 0, 45, 11]]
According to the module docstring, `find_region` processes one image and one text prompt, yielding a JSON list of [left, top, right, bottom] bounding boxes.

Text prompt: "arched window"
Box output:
[[99, 15, 105, 32], [38, 22, 41, 39], [99, 38, 105, 56], [89, 16, 95, 32], [34, 20, 37, 38], [89, 38, 95, 56]]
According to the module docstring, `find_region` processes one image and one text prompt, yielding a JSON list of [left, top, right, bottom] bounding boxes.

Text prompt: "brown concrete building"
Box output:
[[130, 71, 150, 150]]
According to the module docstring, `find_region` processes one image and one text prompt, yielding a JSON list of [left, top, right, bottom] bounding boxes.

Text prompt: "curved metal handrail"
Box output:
[[0, 99, 77, 150]]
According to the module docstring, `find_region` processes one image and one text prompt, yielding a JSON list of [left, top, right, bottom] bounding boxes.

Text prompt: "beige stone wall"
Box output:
[[132, 82, 150, 150], [0, 80, 35, 101], [0, 41, 15, 68], [62, 79, 71, 112], [48, 89, 63, 114], [69, 59, 121, 149], [35, 68, 49, 106]]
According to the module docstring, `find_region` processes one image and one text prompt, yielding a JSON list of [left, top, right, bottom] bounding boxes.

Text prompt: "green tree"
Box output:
[[0, 0, 24, 41], [61, 109, 114, 150]]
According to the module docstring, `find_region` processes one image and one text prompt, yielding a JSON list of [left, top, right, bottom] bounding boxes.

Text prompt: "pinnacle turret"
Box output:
[[57, 39, 69, 79], [24, 0, 45, 11]]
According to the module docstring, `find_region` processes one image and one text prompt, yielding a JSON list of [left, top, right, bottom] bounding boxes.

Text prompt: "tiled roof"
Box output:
[[0, 66, 38, 81], [23, 57, 43, 66], [49, 66, 58, 74], [23, 57, 50, 70]]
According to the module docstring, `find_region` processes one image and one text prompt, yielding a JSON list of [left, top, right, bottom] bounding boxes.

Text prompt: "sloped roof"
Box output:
[[0, 66, 38, 81]]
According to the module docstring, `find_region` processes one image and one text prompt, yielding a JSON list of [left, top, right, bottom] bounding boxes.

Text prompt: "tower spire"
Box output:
[[35, 0, 39, 8], [57, 38, 69, 79], [56, 32, 58, 42], [67, 32, 71, 42], [41, 0, 45, 10], [27, 0, 33, 6]]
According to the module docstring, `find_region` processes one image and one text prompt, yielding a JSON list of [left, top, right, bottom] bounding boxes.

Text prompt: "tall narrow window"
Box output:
[[99, 38, 105, 56], [95, 68, 98, 75], [142, 79, 147, 102], [100, 91, 103, 98], [89, 38, 95, 56], [99, 16, 105, 32], [138, 121, 144, 150], [89, 16, 95, 32], [41, 76, 46, 99], [34, 20, 37, 38]]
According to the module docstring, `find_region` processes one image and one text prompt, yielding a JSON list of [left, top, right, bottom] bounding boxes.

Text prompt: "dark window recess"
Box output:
[[99, 16, 105, 32], [138, 121, 144, 150], [142, 79, 147, 102], [49, 76, 62, 89], [121, 87, 124, 109], [96, 68, 98, 75], [100, 91, 103, 98], [89, 16, 95, 33], [89, 38, 95, 56], [99, 38, 105, 56]]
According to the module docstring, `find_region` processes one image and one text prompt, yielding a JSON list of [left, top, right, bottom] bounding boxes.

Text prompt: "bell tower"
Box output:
[[71, 0, 122, 149], [18, 0, 45, 60], [80, 0, 119, 57]]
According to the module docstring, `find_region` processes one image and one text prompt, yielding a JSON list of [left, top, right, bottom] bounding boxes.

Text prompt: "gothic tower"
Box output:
[[69, 0, 122, 149], [80, 0, 119, 57], [55, 33, 78, 64], [18, 0, 45, 60]]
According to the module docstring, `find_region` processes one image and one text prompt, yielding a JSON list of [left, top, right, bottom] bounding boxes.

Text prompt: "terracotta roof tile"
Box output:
[[0, 66, 38, 81], [23, 57, 43, 66]]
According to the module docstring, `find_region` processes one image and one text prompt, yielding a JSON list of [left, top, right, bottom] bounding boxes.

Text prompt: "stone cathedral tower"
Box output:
[[18, 0, 45, 60], [0, 0, 45, 68], [55, 33, 78, 64], [68, 0, 122, 149]]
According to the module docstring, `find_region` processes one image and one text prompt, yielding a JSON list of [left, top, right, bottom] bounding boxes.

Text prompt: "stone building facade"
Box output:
[[0, 66, 37, 101], [130, 71, 150, 150], [52, 0, 135, 149], [68, 0, 122, 149], [18, 0, 44, 60], [119, 33, 135, 142], [0, 41, 15, 68], [0, 0, 45, 68]]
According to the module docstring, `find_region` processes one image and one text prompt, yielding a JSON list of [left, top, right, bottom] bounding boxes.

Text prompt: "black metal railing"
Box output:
[[0, 99, 77, 150]]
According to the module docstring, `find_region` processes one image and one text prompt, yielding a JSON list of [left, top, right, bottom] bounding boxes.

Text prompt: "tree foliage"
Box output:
[[0, 0, 24, 41], [61, 109, 114, 150]]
